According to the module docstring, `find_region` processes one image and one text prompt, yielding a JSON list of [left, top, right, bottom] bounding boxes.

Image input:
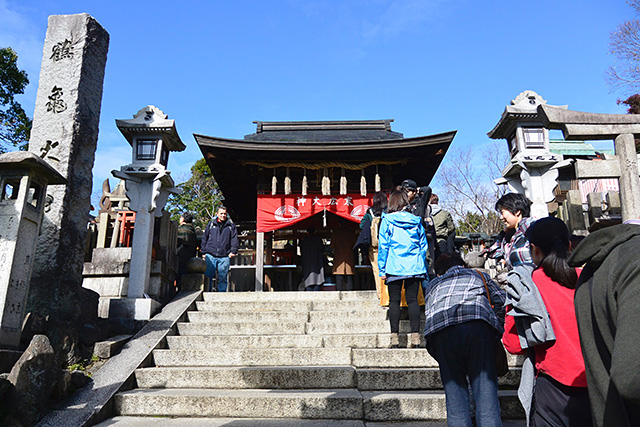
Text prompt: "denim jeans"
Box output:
[[426, 320, 502, 427], [204, 254, 230, 292]]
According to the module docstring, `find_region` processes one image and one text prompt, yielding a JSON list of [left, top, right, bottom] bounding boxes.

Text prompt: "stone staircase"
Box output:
[[97, 291, 524, 425]]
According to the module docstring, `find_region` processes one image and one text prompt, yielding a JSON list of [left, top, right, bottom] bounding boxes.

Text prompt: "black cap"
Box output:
[[401, 179, 417, 191]]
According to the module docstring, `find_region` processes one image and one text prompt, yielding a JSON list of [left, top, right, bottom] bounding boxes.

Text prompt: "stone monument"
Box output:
[[26, 14, 109, 321], [0, 153, 65, 348], [110, 106, 184, 319]]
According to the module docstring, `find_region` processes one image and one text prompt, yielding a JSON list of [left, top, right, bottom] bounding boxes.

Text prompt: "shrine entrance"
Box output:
[[195, 120, 455, 291]]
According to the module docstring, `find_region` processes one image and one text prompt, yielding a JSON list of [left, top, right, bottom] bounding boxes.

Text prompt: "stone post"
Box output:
[[26, 14, 109, 320], [615, 133, 640, 221]]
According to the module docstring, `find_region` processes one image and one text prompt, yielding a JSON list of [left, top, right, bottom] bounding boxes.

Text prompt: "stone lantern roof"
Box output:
[[487, 90, 559, 139], [0, 151, 66, 184], [116, 105, 186, 152]]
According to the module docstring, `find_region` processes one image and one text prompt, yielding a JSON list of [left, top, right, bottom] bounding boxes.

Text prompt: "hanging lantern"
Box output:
[[322, 168, 330, 196], [272, 169, 277, 195], [302, 168, 308, 196], [340, 168, 347, 195], [284, 167, 291, 195], [375, 165, 381, 192], [360, 169, 367, 196]]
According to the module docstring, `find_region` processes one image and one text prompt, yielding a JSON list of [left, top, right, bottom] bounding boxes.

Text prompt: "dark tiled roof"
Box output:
[[244, 120, 403, 142], [244, 129, 404, 142]]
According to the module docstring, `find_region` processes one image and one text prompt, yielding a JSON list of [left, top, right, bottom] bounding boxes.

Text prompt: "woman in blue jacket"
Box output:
[[378, 189, 428, 348]]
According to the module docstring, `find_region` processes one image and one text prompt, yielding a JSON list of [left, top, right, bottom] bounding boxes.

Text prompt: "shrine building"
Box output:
[[195, 120, 455, 292]]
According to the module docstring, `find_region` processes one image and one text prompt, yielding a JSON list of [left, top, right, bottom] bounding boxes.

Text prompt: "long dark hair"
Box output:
[[371, 191, 388, 216], [525, 217, 577, 289], [387, 190, 409, 213]]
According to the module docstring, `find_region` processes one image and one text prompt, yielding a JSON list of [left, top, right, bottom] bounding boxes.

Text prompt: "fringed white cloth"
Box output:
[[340, 168, 347, 195], [360, 170, 367, 196], [322, 168, 331, 196], [271, 170, 278, 196], [302, 169, 308, 196], [284, 167, 291, 195], [375, 166, 381, 192]]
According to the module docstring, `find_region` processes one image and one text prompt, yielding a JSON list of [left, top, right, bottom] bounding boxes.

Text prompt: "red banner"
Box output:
[[257, 194, 372, 232]]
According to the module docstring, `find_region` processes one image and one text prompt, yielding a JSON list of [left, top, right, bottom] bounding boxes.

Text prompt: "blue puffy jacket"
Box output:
[[377, 211, 428, 277]]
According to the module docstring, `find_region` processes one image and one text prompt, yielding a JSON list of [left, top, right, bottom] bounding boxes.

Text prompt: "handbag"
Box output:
[[475, 269, 509, 377]]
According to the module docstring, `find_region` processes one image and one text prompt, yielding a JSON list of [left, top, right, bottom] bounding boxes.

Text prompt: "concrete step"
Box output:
[[176, 321, 307, 336], [96, 417, 367, 427], [135, 366, 356, 389], [96, 418, 525, 427], [202, 291, 379, 302], [308, 310, 387, 322], [186, 310, 310, 323], [195, 300, 312, 312], [362, 390, 523, 421], [153, 348, 353, 367], [351, 349, 524, 368], [113, 388, 523, 421], [306, 320, 423, 335], [114, 388, 364, 419], [166, 334, 324, 349], [311, 300, 385, 311], [356, 368, 522, 390]]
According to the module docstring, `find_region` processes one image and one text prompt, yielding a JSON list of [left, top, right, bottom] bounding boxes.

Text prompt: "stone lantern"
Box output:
[[111, 106, 185, 320], [488, 90, 572, 218], [0, 152, 65, 348]]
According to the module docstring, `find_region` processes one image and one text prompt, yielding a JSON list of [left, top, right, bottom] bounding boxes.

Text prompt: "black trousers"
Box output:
[[387, 278, 420, 333], [531, 373, 593, 427]]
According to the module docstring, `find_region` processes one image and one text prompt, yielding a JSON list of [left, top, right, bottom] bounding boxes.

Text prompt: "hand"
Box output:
[[380, 275, 386, 281], [202, 255, 206, 260], [229, 253, 236, 258]]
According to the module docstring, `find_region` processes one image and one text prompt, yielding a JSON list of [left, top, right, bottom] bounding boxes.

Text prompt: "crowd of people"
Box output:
[[176, 186, 639, 426], [365, 187, 640, 426]]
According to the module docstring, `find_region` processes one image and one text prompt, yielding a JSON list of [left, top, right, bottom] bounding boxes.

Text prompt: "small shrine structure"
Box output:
[[195, 120, 455, 291]]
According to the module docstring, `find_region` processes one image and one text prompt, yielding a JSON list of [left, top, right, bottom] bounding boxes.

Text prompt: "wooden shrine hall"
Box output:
[[195, 120, 456, 292]]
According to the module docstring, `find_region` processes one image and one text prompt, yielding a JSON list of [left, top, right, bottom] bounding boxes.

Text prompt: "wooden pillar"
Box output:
[[255, 231, 264, 292], [265, 232, 273, 292]]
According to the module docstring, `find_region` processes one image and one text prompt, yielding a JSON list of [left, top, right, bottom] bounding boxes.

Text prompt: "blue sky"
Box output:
[[0, 0, 634, 208]]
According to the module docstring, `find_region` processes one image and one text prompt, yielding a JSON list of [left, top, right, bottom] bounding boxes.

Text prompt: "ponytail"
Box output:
[[526, 217, 577, 289]]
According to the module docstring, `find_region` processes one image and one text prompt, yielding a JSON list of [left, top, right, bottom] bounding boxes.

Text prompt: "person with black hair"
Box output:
[[378, 189, 427, 348], [357, 191, 388, 300], [502, 217, 591, 426], [424, 253, 505, 426], [488, 193, 535, 270], [176, 212, 197, 292], [201, 206, 238, 292]]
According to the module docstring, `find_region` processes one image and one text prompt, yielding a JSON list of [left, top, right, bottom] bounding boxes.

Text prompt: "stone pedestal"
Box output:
[[27, 13, 109, 321]]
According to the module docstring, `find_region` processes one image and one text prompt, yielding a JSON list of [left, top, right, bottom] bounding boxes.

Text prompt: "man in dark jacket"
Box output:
[[569, 220, 640, 427], [201, 206, 239, 292], [176, 212, 198, 291]]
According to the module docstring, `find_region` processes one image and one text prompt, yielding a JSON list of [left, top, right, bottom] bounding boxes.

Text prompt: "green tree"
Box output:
[[0, 47, 31, 152], [166, 158, 222, 228]]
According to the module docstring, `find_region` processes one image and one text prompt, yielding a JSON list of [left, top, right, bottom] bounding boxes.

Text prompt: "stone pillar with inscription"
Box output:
[[0, 153, 65, 348], [27, 14, 109, 321]]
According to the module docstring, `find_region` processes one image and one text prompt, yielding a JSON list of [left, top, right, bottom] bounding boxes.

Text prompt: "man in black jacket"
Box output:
[[201, 206, 239, 292]]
